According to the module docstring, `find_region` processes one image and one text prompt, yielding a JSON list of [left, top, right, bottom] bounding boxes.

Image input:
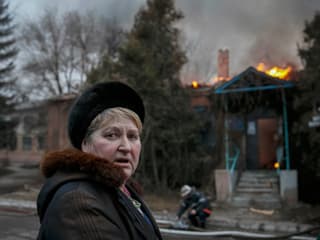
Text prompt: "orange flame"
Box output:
[[191, 80, 199, 88], [211, 76, 230, 84], [256, 62, 292, 80]]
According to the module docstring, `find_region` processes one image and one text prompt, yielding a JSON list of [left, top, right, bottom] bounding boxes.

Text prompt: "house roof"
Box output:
[[214, 66, 294, 94]]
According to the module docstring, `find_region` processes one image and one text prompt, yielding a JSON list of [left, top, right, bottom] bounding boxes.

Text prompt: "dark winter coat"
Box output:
[[37, 149, 162, 240], [177, 190, 211, 218]]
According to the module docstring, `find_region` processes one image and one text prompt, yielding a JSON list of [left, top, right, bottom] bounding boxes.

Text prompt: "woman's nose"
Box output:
[[118, 137, 131, 151]]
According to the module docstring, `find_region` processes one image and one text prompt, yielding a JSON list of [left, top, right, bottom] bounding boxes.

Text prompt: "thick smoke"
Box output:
[[11, 0, 320, 80], [175, 0, 320, 79]]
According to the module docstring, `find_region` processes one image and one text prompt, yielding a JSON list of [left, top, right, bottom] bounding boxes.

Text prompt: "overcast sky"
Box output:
[[9, 0, 320, 82]]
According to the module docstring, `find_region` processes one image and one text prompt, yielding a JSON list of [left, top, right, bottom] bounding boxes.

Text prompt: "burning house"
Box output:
[[196, 50, 299, 207], [188, 47, 300, 207]]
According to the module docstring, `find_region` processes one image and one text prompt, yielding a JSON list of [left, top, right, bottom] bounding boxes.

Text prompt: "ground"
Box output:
[[144, 191, 181, 212], [1, 164, 320, 229]]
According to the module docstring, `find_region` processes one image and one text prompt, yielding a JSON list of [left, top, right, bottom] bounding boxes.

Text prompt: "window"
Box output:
[[193, 105, 208, 113], [38, 135, 46, 150], [23, 136, 32, 151]]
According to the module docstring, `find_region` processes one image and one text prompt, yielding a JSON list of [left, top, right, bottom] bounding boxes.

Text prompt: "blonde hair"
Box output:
[[83, 107, 143, 143]]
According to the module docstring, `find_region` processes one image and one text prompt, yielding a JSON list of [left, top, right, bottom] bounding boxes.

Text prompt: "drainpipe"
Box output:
[[281, 88, 290, 170], [224, 96, 229, 170]]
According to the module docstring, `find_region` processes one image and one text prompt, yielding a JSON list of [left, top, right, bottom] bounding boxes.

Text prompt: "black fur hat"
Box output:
[[68, 81, 145, 149]]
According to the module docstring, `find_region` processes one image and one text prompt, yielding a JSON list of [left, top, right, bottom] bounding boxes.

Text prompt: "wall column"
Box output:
[[280, 170, 298, 205]]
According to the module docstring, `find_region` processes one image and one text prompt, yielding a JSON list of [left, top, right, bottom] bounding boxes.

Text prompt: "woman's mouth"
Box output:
[[114, 159, 131, 167]]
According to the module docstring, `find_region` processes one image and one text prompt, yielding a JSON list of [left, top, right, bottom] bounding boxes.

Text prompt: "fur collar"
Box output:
[[40, 148, 126, 188]]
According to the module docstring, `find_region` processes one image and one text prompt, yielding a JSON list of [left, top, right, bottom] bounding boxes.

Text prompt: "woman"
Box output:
[[37, 81, 162, 240]]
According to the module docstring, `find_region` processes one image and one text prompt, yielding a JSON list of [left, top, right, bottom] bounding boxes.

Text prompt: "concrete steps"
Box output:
[[231, 170, 282, 209]]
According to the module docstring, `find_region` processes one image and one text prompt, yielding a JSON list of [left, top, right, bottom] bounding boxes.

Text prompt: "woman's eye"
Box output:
[[104, 132, 118, 139], [128, 134, 139, 140]]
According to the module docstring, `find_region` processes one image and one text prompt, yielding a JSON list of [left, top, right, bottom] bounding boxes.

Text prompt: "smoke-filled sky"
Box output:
[[10, 0, 320, 82]]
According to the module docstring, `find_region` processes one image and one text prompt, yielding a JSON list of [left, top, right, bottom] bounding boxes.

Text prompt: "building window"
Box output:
[[38, 135, 46, 150], [23, 136, 32, 151], [193, 105, 208, 113]]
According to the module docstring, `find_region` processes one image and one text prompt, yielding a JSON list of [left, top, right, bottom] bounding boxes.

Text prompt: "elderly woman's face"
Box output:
[[82, 117, 141, 180]]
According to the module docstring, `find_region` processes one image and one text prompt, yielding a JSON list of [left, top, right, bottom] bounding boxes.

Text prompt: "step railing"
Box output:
[[225, 140, 242, 197], [226, 140, 240, 174]]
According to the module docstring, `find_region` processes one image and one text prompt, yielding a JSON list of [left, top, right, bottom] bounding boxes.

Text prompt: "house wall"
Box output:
[[47, 98, 74, 150], [0, 150, 43, 166], [190, 88, 211, 110], [0, 95, 76, 166]]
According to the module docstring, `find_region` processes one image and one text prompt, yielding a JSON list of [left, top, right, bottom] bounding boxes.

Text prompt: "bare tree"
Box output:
[[19, 8, 124, 99], [180, 31, 216, 85]]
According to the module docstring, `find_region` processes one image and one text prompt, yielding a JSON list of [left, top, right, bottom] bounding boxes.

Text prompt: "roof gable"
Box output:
[[215, 66, 294, 94]]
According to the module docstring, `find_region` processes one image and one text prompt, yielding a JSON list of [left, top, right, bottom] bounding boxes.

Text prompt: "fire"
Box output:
[[191, 80, 199, 88], [256, 62, 292, 80], [211, 76, 230, 84]]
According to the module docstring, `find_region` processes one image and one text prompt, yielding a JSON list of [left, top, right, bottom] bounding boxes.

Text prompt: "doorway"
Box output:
[[258, 118, 278, 169], [246, 118, 278, 169]]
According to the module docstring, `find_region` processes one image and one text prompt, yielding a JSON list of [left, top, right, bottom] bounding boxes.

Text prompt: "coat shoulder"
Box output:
[[38, 180, 130, 239]]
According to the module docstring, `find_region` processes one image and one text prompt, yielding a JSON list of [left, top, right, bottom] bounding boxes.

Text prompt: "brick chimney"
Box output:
[[217, 49, 229, 80]]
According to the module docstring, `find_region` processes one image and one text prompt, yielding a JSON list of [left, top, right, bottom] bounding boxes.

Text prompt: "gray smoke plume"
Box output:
[[11, 0, 320, 81], [175, 0, 319, 80]]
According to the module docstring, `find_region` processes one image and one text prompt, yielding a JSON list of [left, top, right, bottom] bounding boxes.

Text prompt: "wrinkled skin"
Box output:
[[82, 118, 141, 183]]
